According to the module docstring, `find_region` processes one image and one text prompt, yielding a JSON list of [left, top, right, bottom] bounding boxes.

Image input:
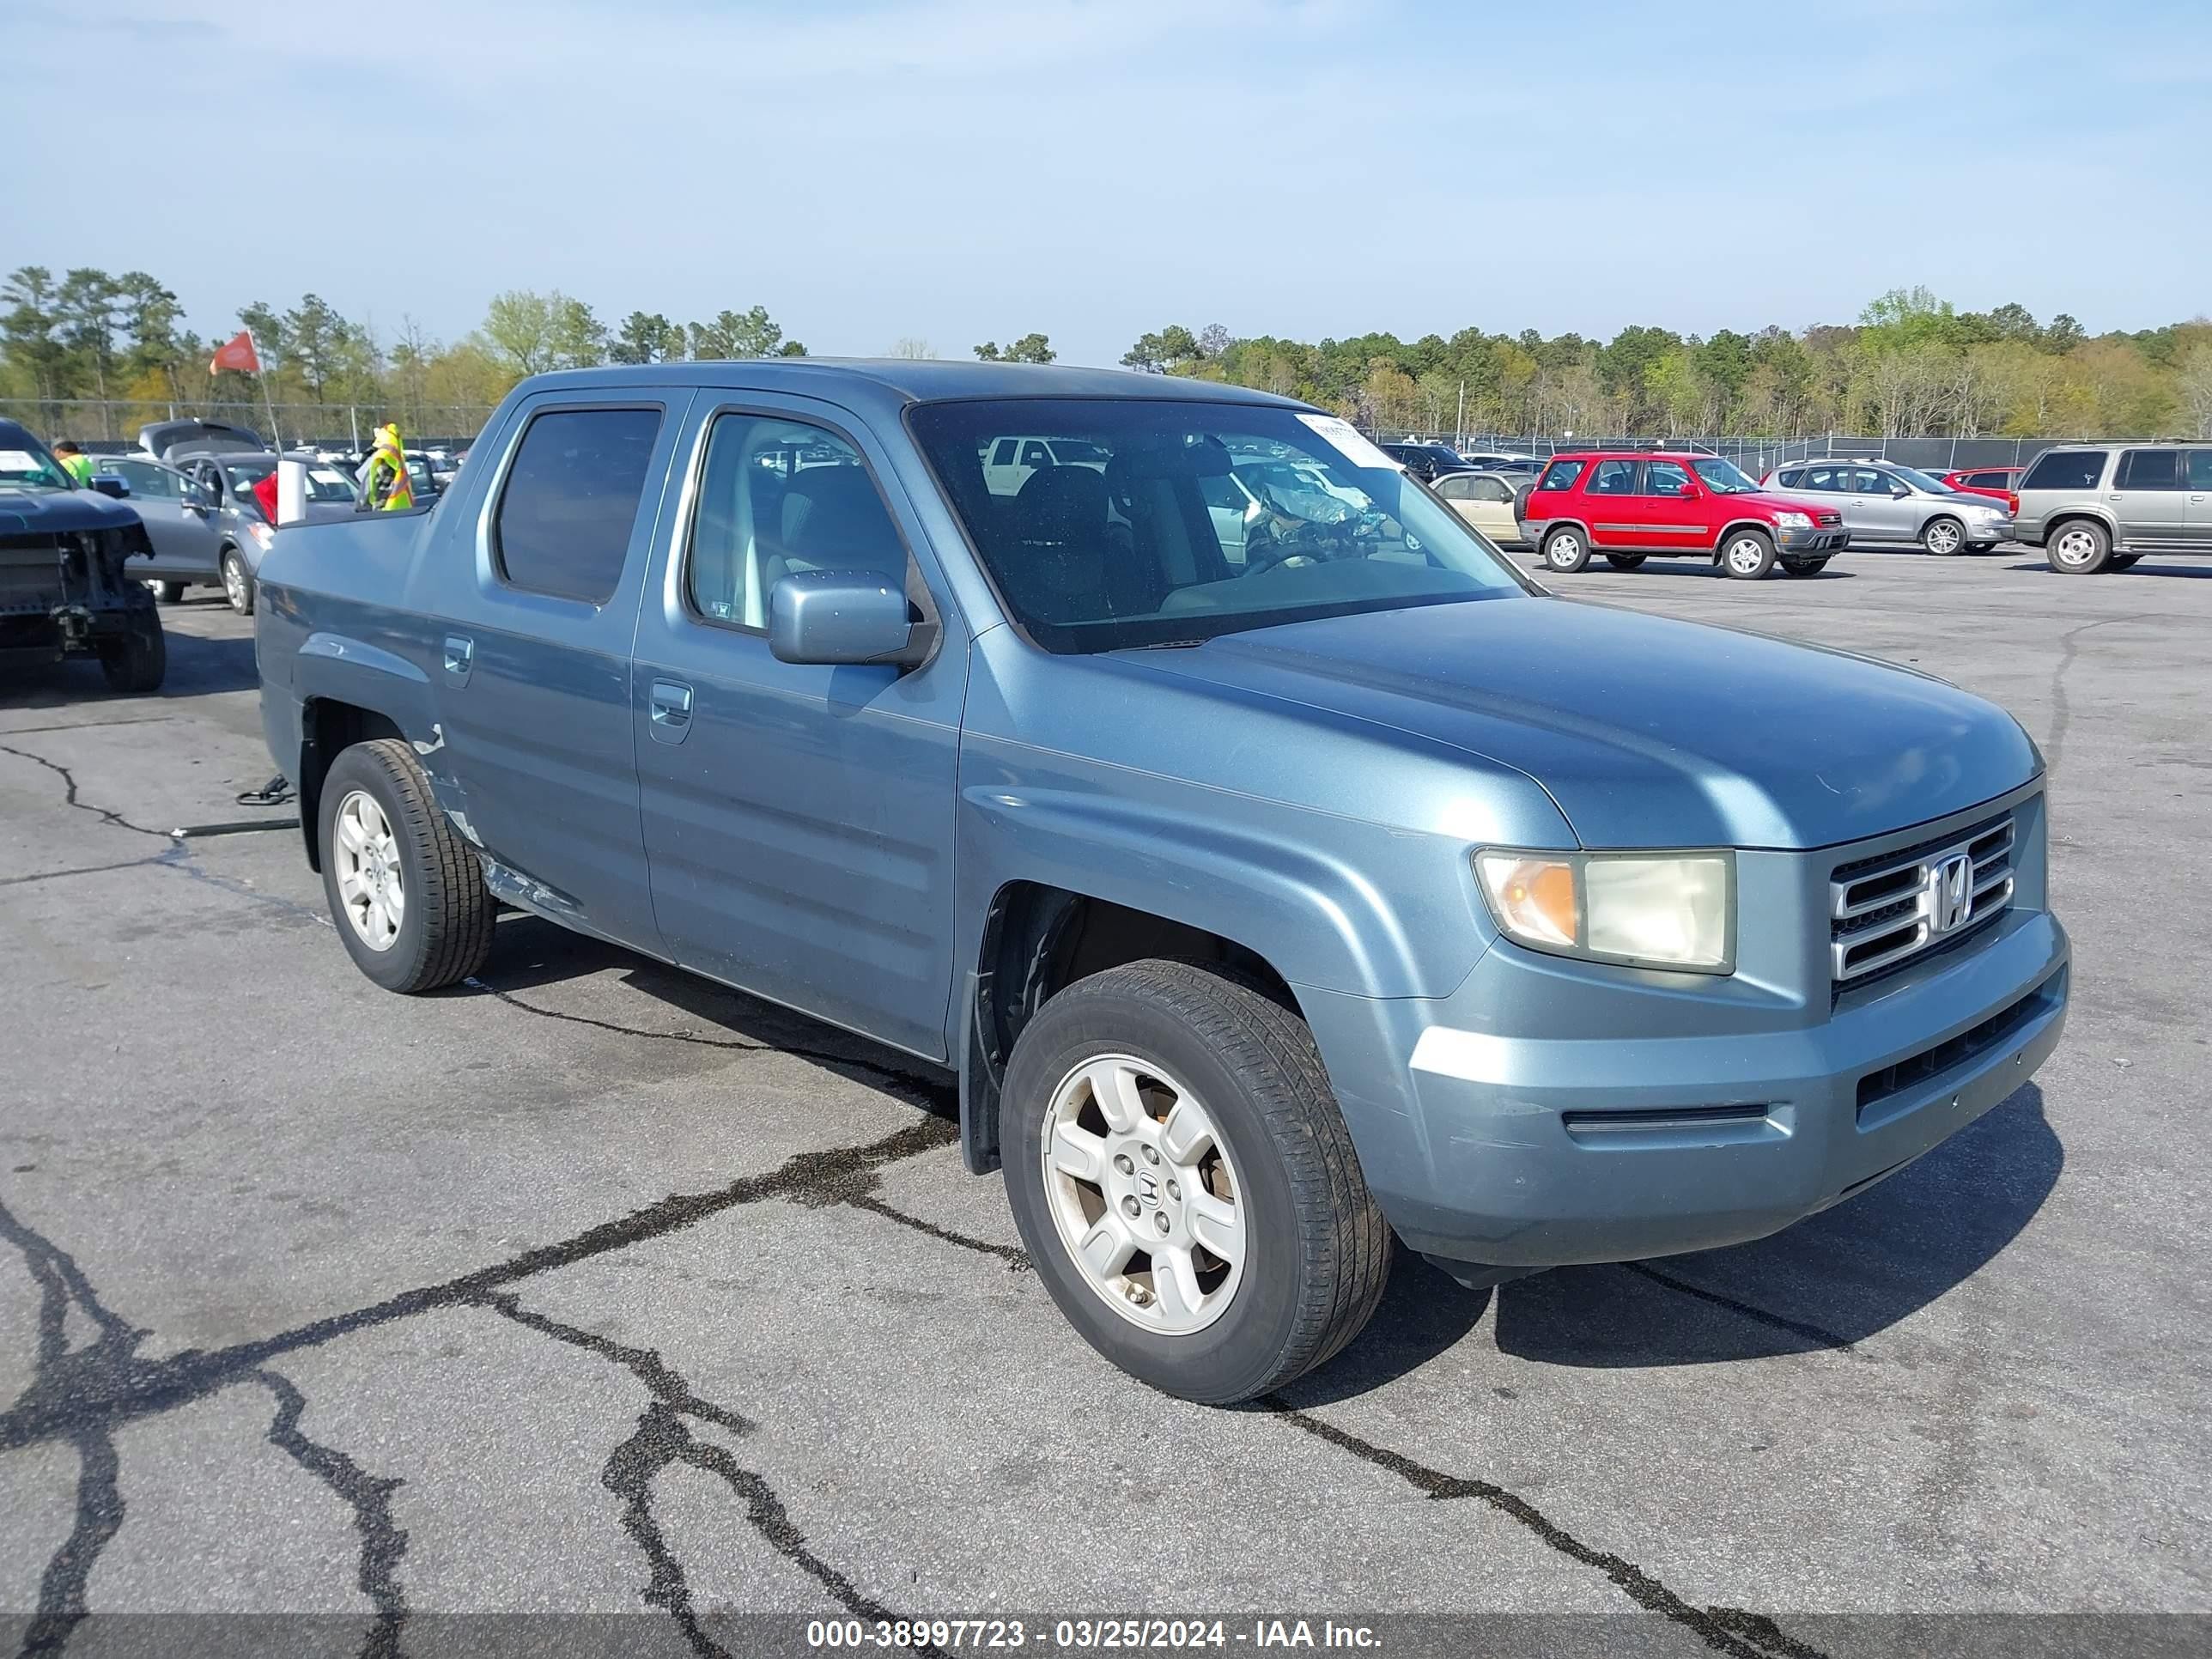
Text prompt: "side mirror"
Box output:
[[90, 474, 131, 500], [1891, 483, 1911, 498], [769, 568, 934, 669], [1676, 482, 1701, 499]]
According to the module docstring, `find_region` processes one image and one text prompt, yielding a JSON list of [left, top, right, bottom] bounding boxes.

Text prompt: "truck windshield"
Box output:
[[909, 399, 1532, 652], [0, 440, 74, 491]]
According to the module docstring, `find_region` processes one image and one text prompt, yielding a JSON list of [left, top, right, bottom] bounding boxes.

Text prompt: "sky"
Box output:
[[8, 0, 2209, 366]]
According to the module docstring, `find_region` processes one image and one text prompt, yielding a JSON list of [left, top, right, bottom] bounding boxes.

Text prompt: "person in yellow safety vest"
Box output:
[[52, 441, 94, 486], [361, 422, 415, 512]]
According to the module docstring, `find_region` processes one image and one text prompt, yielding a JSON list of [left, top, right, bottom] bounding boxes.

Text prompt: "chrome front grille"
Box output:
[[1830, 812, 2014, 985]]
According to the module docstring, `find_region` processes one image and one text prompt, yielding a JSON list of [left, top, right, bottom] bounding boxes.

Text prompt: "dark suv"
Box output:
[[1380, 441, 1474, 482], [0, 419, 165, 691], [2009, 443, 2212, 573]]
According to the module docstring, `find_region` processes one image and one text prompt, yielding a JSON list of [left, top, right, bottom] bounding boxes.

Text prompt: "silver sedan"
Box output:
[[1762, 460, 2012, 555]]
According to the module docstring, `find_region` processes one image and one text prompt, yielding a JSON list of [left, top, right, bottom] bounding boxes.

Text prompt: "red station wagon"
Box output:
[[1937, 466, 2026, 507], [1516, 451, 1849, 580]]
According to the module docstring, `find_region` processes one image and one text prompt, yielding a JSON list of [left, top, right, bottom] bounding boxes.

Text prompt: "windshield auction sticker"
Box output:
[[1294, 415, 1402, 471]]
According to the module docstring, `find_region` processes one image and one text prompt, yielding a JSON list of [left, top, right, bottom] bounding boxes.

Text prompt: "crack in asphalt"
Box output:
[[0, 744, 173, 842], [1615, 1263, 1861, 1356], [0, 855, 176, 891], [2042, 612, 2154, 776], [1259, 1400, 1831, 1659], [255, 1370, 410, 1658], [483, 1294, 925, 1658], [0, 715, 175, 738]]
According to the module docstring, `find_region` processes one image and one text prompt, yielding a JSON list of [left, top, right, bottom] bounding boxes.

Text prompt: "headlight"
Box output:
[[1774, 511, 1812, 529], [1474, 850, 1735, 972], [246, 520, 275, 550]]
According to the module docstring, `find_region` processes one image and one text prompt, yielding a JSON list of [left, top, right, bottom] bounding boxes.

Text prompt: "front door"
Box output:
[[1845, 467, 1917, 540], [110, 459, 224, 581], [2109, 448, 2191, 544], [1632, 459, 1710, 552], [630, 397, 966, 1060], [416, 392, 690, 951], [2184, 450, 2212, 546]]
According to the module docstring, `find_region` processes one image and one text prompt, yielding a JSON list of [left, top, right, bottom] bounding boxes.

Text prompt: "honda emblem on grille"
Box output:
[[1928, 854, 1974, 934]]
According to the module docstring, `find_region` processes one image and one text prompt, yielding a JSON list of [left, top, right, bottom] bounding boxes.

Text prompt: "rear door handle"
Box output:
[[442, 635, 474, 684], [648, 678, 694, 744]]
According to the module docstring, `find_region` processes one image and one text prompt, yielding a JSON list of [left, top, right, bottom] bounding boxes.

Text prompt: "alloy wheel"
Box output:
[[1039, 1054, 1248, 1335], [1725, 537, 1767, 574], [1924, 520, 1962, 556], [332, 789, 405, 951]]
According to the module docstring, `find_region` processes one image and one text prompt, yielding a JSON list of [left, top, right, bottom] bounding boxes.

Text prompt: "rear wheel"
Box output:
[[221, 548, 256, 615], [98, 613, 167, 694], [1780, 556, 1831, 576], [1602, 552, 1646, 571], [1920, 517, 1966, 556], [1720, 529, 1777, 580], [1541, 526, 1591, 574], [2046, 519, 2111, 574], [318, 738, 495, 993], [1001, 959, 1391, 1405]]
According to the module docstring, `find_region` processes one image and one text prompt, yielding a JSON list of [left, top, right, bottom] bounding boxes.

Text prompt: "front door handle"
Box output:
[[442, 635, 474, 684], [648, 678, 694, 744]]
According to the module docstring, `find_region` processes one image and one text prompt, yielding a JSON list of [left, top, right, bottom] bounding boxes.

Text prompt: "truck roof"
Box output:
[[518, 359, 1307, 409]]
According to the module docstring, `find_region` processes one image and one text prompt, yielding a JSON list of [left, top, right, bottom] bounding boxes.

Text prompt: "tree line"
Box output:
[[6, 265, 2207, 441], [1128, 290, 2212, 441]]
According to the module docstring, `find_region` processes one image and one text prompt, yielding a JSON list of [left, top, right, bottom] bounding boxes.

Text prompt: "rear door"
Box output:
[[630, 395, 965, 1059], [2109, 448, 2189, 544], [417, 390, 690, 951], [1580, 457, 1645, 547]]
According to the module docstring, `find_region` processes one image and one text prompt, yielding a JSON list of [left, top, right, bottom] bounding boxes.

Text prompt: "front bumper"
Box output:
[[1778, 526, 1849, 551], [1300, 905, 2068, 1272]]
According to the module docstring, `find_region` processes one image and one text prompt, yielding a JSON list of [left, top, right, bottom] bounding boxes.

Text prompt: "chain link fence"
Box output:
[[1, 398, 497, 455], [1365, 429, 2138, 477]]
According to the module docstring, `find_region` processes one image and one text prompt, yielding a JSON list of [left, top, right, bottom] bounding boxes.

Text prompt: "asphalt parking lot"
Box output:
[[2, 545, 2207, 1656]]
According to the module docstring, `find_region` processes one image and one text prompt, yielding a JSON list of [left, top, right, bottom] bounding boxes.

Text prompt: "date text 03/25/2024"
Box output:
[[804, 1619, 1380, 1650]]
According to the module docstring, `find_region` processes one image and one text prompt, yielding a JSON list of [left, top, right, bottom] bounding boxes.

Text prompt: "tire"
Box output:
[[318, 738, 495, 994], [1000, 959, 1392, 1405], [1541, 526, 1591, 574], [147, 579, 186, 605], [221, 547, 256, 616], [1780, 556, 1831, 576], [1719, 528, 1777, 580], [1602, 553, 1646, 571], [1920, 516, 1966, 556], [2046, 519, 2111, 574], [2108, 553, 2142, 571], [98, 613, 167, 694]]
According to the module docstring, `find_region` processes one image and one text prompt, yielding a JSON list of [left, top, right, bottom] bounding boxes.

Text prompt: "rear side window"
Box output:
[[2021, 449, 2106, 491], [1777, 468, 1805, 487], [1585, 459, 1638, 495], [2115, 449, 2182, 490], [1534, 459, 1585, 491], [1964, 471, 2010, 488], [493, 408, 664, 603]]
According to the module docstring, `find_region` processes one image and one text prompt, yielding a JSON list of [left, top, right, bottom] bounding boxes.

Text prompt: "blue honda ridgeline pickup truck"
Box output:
[[256, 362, 2069, 1404]]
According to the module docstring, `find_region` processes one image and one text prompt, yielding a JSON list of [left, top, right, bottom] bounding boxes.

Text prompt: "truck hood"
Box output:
[[0, 486, 144, 538], [1123, 597, 2039, 850]]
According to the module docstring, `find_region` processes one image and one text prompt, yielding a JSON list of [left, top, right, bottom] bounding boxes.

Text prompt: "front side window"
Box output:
[[2021, 449, 2106, 491], [494, 407, 664, 603], [120, 460, 179, 499], [907, 398, 1529, 652], [2116, 449, 2182, 490], [1689, 457, 1759, 493], [1851, 467, 1893, 495], [686, 412, 909, 629], [1585, 459, 1638, 495], [1642, 460, 1692, 495], [1468, 475, 1512, 502]]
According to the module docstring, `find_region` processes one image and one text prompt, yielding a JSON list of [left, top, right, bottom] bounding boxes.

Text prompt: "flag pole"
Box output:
[[249, 330, 284, 453]]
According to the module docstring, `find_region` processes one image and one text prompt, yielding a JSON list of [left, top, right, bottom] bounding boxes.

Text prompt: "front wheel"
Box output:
[[1603, 552, 1646, 571], [2046, 520, 2111, 574], [1720, 529, 1777, 580], [318, 738, 495, 993], [99, 613, 167, 694], [1541, 526, 1591, 574], [1920, 517, 1966, 556], [221, 548, 256, 615], [1001, 960, 1392, 1405], [1780, 556, 1831, 576]]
